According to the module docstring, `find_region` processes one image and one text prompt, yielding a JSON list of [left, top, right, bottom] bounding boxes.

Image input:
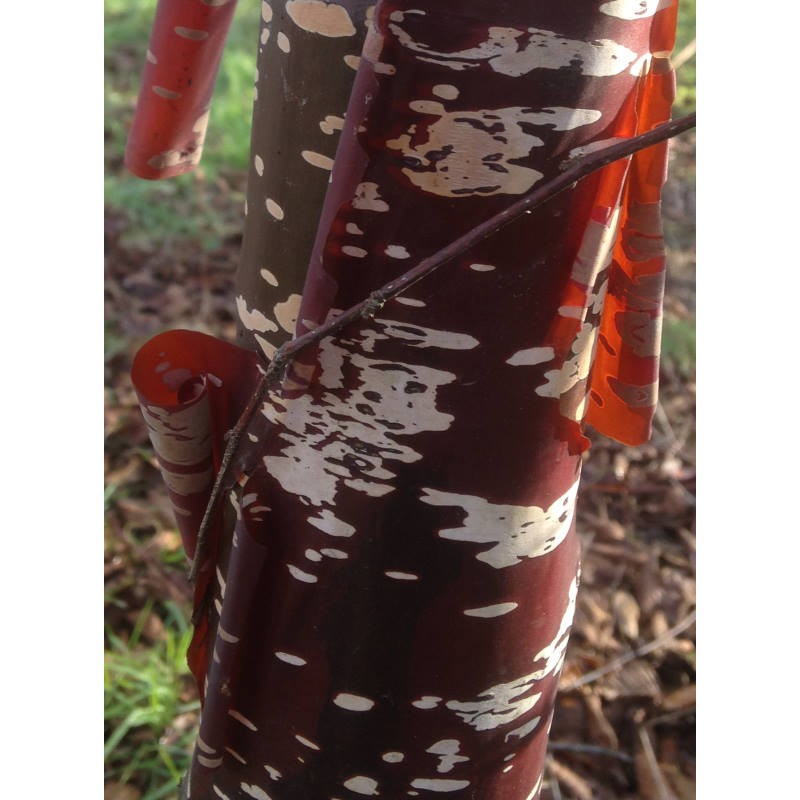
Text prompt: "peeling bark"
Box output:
[[125, 0, 239, 179]]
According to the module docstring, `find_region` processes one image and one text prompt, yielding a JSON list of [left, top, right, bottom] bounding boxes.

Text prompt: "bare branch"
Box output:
[[637, 726, 674, 800], [548, 757, 593, 800], [548, 741, 634, 764], [559, 609, 696, 692], [545, 756, 563, 800], [672, 39, 697, 72], [188, 112, 696, 583]]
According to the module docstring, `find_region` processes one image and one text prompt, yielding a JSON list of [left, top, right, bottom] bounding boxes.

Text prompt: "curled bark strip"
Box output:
[[131, 330, 261, 557], [130, 330, 261, 686], [189, 113, 695, 583]]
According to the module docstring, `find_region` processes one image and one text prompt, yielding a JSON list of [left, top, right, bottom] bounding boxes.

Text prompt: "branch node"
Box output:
[[362, 291, 386, 319], [270, 343, 291, 376]]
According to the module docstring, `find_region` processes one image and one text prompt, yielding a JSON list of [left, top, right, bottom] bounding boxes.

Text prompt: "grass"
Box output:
[[104, 601, 199, 800], [661, 316, 696, 378], [673, 0, 697, 116]]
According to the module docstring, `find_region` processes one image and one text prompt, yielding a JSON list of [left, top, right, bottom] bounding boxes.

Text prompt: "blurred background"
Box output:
[[104, 2, 696, 798]]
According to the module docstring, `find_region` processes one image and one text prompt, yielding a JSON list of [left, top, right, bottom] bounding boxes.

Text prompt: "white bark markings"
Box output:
[[389, 16, 643, 77], [285, 0, 357, 37], [263, 318, 477, 509], [386, 103, 601, 198], [420, 479, 580, 568], [444, 577, 578, 737]]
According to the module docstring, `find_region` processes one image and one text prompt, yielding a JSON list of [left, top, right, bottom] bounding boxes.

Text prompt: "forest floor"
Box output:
[[104, 126, 695, 800]]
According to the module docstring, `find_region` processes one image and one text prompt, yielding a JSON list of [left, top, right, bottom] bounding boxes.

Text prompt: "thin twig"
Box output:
[[672, 39, 697, 72], [560, 609, 696, 691], [645, 704, 696, 730], [654, 400, 681, 453], [545, 756, 563, 800], [547, 758, 593, 800], [548, 741, 634, 764], [638, 725, 674, 800], [188, 112, 696, 583]]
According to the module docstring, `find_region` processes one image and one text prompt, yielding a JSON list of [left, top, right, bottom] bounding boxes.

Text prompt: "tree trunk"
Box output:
[[234, 0, 373, 355], [126, 1, 678, 798]]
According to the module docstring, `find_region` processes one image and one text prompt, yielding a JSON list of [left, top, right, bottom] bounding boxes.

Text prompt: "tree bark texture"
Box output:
[[234, 0, 373, 355], [126, 2, 678, 799]]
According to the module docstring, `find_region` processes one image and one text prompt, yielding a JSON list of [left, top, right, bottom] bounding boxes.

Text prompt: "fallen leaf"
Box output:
[[636, 549, 664, 617], [125, 608, 168, 644], [583, 690, 619, 749], [104, 783, 141, 800], [601, 660, 662, 702], [612, 590, 641, 640], [661, 684, 696, 712], [581, 511, 627, 541], [650, 609, 670, 639], [661, 763, 695, 800], [549, 758, 594, 800]]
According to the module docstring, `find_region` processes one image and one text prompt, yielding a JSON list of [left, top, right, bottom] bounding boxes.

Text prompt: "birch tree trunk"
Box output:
[[125, 2, 678, 798]]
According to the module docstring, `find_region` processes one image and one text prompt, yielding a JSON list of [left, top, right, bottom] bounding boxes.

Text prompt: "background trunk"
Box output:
[[234, 0, 373, 355]]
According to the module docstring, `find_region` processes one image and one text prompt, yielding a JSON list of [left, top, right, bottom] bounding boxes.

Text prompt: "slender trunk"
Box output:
[[125, 0, 238, 179], [126, 1, 678, 798], [234, 0, 373, 355]]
